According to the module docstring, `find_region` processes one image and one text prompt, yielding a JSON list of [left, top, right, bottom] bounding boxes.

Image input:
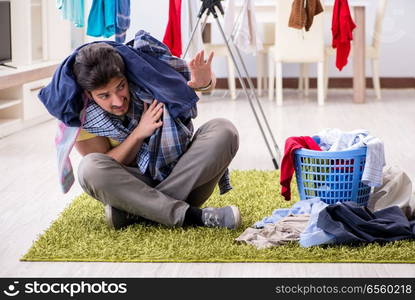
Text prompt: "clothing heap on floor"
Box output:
[[237, 129, 414, 249]]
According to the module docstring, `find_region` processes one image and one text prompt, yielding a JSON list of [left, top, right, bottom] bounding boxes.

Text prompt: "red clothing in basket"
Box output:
[[280, 136, 321, 201]]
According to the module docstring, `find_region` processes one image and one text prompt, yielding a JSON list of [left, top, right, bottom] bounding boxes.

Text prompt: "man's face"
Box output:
[[89, 77, 130, 116]]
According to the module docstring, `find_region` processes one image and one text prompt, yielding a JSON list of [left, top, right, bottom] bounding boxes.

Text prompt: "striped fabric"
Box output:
[[115, 0, 130, 43]]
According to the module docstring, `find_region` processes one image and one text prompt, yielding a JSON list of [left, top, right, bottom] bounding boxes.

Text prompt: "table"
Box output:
[[231, 0, 369, 103]]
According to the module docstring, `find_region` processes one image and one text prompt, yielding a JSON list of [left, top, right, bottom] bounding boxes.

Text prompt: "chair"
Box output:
[[256, 22, 275, 97], [203, 0, 265, 100], [268, 0, 326, 106], [324, 0, 388, 99], [203, 43, 237, 99]]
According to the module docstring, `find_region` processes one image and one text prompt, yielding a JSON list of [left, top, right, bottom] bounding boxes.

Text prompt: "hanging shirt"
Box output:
[[223, 0, 236, 38], [87, 0, 116, 38], [115, 0, 130, 43], [233, 0, 263, 54], [163, 0, 182, 57], [181, 0, 203, 59], [57, 0, 85, 27], [288, 0, 324, 32], [332, 0, 356, 71]]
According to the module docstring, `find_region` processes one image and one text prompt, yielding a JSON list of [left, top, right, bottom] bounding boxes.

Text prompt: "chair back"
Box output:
[[273, 0, 325, 62]]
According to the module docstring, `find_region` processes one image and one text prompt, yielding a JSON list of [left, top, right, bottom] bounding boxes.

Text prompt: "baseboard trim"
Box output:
[[215, 77, 415, 89]]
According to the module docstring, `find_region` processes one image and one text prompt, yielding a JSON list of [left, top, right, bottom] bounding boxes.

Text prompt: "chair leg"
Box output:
[[276, 62, 283, 106], [264, 55, 268, 90], [303, 64, 309, 96], [324, 57, 329, 99], [299, 63, 304, 92], [226, 56, 237, 100], [372, 58, 381, 100], [256, 53, 264, 97], [268, 57, 275, 101], [317, 61, 325, 106]]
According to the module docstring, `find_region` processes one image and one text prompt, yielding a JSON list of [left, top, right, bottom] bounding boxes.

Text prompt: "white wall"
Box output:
[[75, 0, 415, 78]]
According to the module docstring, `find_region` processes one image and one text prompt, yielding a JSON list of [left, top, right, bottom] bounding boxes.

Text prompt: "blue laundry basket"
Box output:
[[294, 147, 371, 205]]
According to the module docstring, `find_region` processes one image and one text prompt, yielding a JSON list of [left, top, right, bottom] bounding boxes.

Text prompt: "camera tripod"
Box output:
[[183, 0, 282, 169]]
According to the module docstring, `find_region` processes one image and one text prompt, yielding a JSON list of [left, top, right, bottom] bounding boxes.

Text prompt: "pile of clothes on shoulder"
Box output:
[[236, 128, 415, 249]]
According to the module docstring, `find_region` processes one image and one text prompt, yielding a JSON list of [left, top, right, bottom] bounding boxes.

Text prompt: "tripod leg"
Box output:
[[225, 32, 282, 162], [213, 16, 281, 168], [182, 13, 209, 59], [181, 1, 282, 167]]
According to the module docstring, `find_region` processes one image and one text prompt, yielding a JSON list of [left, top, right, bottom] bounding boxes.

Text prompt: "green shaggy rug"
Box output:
[[22, 171, 415, 263]]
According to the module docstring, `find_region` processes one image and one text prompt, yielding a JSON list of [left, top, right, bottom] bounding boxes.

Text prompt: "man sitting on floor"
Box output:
[[40, 31, 240, 230]]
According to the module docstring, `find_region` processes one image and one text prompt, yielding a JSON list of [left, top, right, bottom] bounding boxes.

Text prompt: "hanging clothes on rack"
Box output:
[[223, 0, 236, 37], [332, 0, 356, 70], [233, 0, 263, 54], [57, 0, 85, 28], [288, 0, 324, 31], [163, 0, 182, 57], [115, 0, 131, 43], [181, 0, 203, 59], [87, 0, 116, 38]]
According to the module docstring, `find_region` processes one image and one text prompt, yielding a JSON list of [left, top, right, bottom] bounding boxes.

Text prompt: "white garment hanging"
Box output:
[[181, 0, 204, 59], [224, 0, 236, 38], [233, 0, 263, 54]]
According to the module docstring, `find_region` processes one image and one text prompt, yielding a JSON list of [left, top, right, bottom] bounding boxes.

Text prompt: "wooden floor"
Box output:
[[1, 88, 414, 277]]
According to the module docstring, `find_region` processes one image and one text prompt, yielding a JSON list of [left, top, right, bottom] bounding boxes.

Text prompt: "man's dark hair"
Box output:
[[73, 42, 125, 91]]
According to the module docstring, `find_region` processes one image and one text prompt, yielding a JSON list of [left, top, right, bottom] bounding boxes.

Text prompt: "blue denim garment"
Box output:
[[38, 30, 198, 127], [115, 0, 130, 42]]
